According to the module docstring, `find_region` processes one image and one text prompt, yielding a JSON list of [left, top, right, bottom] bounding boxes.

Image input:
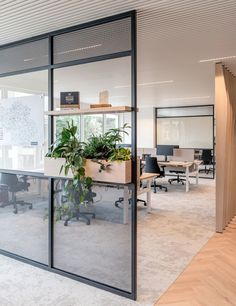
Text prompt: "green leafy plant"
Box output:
[[47, 121, 93, 210], [108, 147, 131, 162], [46, 121, 131, 221], [83, 123, 131, 171]]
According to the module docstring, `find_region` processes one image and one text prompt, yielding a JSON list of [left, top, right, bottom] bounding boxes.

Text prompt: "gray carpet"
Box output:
[[0, 178, 215, 305]]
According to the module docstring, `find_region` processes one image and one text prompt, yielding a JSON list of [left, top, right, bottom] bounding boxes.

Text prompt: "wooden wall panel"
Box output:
[[215, 63, 236, 232]]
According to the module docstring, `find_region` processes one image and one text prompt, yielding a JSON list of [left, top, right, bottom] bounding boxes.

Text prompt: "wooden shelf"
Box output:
[[45, 106, 134, 116]]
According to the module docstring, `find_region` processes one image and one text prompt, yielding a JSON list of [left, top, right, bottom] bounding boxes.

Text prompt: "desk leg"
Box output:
[[186, 167, 190, 192], [123, 186, 129, 224], [196, 164, 199, 185], [147, 179, 152, 213]]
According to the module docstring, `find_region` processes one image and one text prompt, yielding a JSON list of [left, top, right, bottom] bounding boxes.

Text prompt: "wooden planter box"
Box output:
[[44, 157, 132, 184], [44, 157, 73, 178]]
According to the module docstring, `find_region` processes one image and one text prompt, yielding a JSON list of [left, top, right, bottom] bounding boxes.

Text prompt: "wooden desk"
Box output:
[[159, 160, 201, 192], [139, 173, 159, 212], [122, 173, 158, 223]]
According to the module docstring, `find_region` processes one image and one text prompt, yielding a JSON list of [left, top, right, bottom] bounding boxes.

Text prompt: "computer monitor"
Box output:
[[117, 144, 132, 148], [156, 145, 179, 161]]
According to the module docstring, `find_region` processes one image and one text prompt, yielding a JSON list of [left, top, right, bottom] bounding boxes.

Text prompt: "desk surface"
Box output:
[[159, 160, 202, 168], [140, 173, 159, 180]]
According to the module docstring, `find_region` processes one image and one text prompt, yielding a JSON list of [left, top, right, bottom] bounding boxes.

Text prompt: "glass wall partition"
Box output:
[[52, 56, 133, 292], [0, 172, 49, 263], [156, 105, 215, 178], [0, 11, 137, 300]]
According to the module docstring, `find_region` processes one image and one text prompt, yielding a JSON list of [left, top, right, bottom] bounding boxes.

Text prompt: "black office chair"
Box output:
[[144, 156, 167, 192], [115, 161, 147, 208], [59, 181, 96, 226], [199, 149, 214, 174], [0, 173, 32, 214], [142, 153, 151, 161], [168, 170, 186, 185]]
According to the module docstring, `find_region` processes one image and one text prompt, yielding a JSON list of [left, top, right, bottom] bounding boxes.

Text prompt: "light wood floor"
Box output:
[[155, 217, 236, 306]]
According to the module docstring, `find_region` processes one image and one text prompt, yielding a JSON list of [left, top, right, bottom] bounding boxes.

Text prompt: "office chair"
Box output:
[[115, 161, 147, 208], [199, 149, 214, 174], [0, 173, 32, 214], [142, 153, 151, 161], [115, 197, 147, 208], [168, 170, 186, 185], [144, 156, 168, 192], [59, 181, 96, 226]]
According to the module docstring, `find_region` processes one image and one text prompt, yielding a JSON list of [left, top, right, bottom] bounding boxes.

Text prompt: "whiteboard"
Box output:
[[157, 117, 213, 149]]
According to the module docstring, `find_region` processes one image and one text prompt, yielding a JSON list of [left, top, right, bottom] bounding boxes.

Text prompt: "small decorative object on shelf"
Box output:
[[60, 91, 80, 109], [90, 90, 111, 108]]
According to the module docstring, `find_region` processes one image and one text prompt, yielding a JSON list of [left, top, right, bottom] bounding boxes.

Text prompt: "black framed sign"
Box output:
[[60, 91, 80, 108]]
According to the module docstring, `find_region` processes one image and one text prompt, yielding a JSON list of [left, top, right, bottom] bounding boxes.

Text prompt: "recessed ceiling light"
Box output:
[[199, 55, 236, 63], [138, 80, 174, 86], [165, 96, 210, 101], [110, 95, 128, 98], [115, 80, 173, 89], [23, 58, 34, 62], [57, 44, 102, 55]]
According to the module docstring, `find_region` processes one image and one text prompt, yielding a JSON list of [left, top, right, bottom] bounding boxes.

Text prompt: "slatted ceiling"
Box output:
[[1, 0, 236, 106]]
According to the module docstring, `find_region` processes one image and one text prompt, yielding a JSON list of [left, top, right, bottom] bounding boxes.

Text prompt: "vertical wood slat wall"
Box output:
[[215, 63, 236, 232]]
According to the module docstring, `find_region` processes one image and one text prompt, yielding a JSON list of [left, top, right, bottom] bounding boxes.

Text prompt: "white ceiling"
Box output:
[[1, 0, 236, 108]]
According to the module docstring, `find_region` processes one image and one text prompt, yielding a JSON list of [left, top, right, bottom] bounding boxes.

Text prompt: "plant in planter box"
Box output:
[[46, 121, 93, 221], [83, 123, 131, 172]]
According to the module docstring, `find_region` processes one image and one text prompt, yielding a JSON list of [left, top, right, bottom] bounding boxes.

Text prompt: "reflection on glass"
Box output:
[[83, 114, 103, 140], [0, 173, 49, 264], [104, 114, 119, 133], [0, 70, 48, 172], [55, 116, 80, 139], [53, 179, 132, 292], [53, 56, 131, 110]]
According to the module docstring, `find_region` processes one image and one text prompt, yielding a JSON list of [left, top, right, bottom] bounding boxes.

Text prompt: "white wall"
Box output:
[[137, 107, 155, 148]]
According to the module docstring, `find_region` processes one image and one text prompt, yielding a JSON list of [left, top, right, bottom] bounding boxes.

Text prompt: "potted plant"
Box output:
[[45, 121, 93, 199], [45, 122, 132, 184], [83, 123, 132, 183]]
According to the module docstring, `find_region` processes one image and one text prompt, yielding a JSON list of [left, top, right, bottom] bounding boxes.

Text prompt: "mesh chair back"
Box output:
[[144, 156, 161, 174], [0, 173, 18, 187], [201, 149, 212, 164]]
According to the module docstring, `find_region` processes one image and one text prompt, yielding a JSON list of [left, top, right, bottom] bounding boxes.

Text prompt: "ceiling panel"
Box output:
[[1, 0, 236, 107]]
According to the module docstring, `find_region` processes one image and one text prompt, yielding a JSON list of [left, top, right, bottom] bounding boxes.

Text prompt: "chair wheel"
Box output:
[[86, 220, 90, 225], [165, 189, 167, 192], [64, 221, 68, 226]]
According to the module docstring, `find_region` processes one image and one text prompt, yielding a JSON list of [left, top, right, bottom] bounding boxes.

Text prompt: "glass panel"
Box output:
[[83, 114, 103, 141], [53, 179, 132, 291], [55, 116, 80, 139], [53, 18, 131, 64], [0, 39, 48, 74], [0, 173, 49, 264], [157, 106, 214, 118], [53, 56, 131, 110], [52, 56, 133, 292], [0, 70, 48, 172], [104, 114, 119, 133]]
